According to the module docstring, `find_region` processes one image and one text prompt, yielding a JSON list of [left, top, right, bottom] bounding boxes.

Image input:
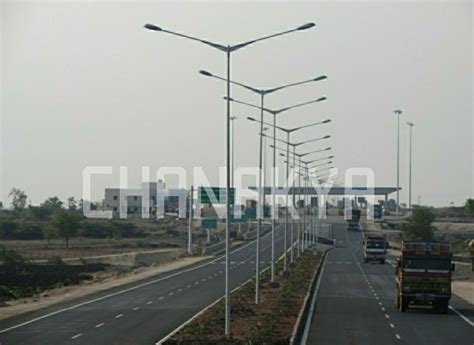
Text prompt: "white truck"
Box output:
[[363, 235, 387, 264]]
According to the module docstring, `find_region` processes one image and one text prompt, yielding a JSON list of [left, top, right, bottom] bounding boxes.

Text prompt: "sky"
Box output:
[[1, 0, 472, 207]]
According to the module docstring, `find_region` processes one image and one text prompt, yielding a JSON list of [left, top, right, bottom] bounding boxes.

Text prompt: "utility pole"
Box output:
[[187, 185, 193, 255], [407, 122, 414, 209]]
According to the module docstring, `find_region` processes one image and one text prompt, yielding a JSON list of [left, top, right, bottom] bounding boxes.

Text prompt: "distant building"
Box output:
[[104, 180, 186, 217]]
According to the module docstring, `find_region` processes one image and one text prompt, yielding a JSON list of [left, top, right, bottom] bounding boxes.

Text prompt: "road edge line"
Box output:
[[299, 247, 332, 345], [155, 239, 294, 345]]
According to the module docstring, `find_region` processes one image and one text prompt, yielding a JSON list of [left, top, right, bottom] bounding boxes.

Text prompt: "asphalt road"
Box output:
[[0, 221, 302, 345], [306, 217, 474, 345]]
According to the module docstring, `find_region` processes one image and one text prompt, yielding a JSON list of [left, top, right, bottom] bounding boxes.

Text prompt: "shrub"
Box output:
[[0, 221, 18, 239]]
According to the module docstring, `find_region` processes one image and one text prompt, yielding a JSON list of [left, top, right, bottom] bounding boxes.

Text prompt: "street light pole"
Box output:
[[202, 73, 325, 289], [230, 116, 237, 187], [188, 185, 193, 255], [144, 21, 316, 336], [394, 110, 402, 219], [407, 121, 414, 209]]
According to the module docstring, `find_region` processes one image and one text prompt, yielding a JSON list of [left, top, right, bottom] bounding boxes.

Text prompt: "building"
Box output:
[[104, 180, 187, 217]]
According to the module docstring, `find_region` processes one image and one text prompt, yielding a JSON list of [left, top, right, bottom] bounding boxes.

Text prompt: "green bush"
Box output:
[[0, 221, 18, 239]]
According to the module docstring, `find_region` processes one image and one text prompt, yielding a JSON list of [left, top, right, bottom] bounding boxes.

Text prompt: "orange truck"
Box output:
[[395, 241, 454, 313]]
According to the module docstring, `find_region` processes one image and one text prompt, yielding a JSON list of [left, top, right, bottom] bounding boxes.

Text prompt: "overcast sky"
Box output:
[[1, 0, 472, 207]]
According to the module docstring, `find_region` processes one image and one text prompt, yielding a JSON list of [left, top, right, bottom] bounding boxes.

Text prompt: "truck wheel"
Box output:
[[436, 301, 449, 314], [400, 296, 408, 312]]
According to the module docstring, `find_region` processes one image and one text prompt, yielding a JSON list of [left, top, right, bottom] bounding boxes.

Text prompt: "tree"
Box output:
[[9, 188, 28, 211], [51, 210, 82, 248], [67, 197, 78, 211], [465, 198, 474, 217], [400, 207, 435, 242], [28, 205, 53, 221], [42, 224, 58, 248], [41, 196, 63, 210]]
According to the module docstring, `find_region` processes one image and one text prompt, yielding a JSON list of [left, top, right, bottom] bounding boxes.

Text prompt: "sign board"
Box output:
[[244, 207, 257, 219], [201, 219, 217, 229], [198, 187, 235, 205]]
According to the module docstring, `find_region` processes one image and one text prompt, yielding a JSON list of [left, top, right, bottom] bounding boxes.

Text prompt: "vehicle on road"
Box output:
[[363, 235, 387, 263], [395, 241, 454, 313], [346, 208, 361, 231]]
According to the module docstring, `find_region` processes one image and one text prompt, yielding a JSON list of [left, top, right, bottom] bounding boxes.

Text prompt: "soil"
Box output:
[[165, 251, 322, 345], [0, 256, 210, 321]]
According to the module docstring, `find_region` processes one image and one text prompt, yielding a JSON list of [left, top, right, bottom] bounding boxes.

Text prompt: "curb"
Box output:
[[290, 247, 332, 345]]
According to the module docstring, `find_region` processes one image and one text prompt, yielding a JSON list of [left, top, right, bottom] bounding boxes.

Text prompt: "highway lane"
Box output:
[[0, 220, 302, 345], [306, 217, 473, 345]]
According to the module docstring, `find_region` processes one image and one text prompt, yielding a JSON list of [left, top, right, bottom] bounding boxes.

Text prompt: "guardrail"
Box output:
[[201, 240, 227, 256]]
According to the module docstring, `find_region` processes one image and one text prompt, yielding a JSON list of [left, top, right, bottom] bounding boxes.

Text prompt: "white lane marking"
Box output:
[[177, 288, 182, 292], [133, 307, 139, 311], [381, 307, 386, 311], [168, 292, 174, 296], [0, 224, 283, 334], [159, 296, 164, 300], [214, 273, 218, 277], [390, 323, 395, 328], [449, 305, 474, 327], [379, 302, 383, 306], [115, 314, 123, 319], [208, 276, 212, 279], [147, 301, 153, 305], [385, 314, 390, 319], [95, 323, 104, 328], [201, 278, 206, 282], [301, 246, 330, 345], [395, 334, 401, 340], [194, 281, 199, 285], [187, 284, 192, 288], [376, 296, 380, 300], [71, 333, 82, 339]]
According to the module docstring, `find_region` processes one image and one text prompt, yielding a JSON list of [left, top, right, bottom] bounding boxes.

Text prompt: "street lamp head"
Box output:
[[314, 75, 327, 82], [325, 147, 331, 150], [144, 24, 162, 31], [246, 116, 257, 122], [224, 96, 234, 101], [317, 96, 327, 102], [199, 70, 213, 77], [394, 109, 402, 115], [328, 155, 334, 158], [407, 121, 414, 127], [230, 116, 237, 120], [263, 127, 269, 131], [323, 119, 331, 123], [323, 135, 331, 139], [297, 22, 316, 31]]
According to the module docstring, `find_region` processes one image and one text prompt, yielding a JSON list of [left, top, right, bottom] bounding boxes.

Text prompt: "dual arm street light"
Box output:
[[228, 96, 326, 284], [248, 117, 331, 266], [280, 153, 335, 249], [266, 135, 330, 255], [199, 70, 326, 303], [144, 21, 316, 336]]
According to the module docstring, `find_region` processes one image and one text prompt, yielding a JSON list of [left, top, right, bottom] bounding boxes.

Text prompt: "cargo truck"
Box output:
[[363, 235, 387, 263], [395, 241, 455, 313], [346, 209, 361, 231]]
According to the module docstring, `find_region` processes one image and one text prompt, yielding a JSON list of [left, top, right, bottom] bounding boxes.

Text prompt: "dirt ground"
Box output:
[[0, 255, 211, 321]]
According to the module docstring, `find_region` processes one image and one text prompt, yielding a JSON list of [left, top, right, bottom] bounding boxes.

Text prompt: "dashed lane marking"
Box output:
[[390, 323, 395, 329], [115, 314, 123, 319], [71, 333, 82, 340], [133, 307, 139, 311], [147, 301, 153, 305], [395, 334, 401, 340], [95, 323, 104, 328]]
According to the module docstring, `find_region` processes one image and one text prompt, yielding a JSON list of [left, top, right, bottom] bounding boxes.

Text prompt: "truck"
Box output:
[[346, 209, 361, 231], [363, 235, 387, 264], [395, 241, 455, 313]]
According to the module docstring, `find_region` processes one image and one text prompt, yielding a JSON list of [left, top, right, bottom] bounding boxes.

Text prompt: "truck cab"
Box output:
[[395, 241, 454, 313], [363, 235, 387, 264]]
